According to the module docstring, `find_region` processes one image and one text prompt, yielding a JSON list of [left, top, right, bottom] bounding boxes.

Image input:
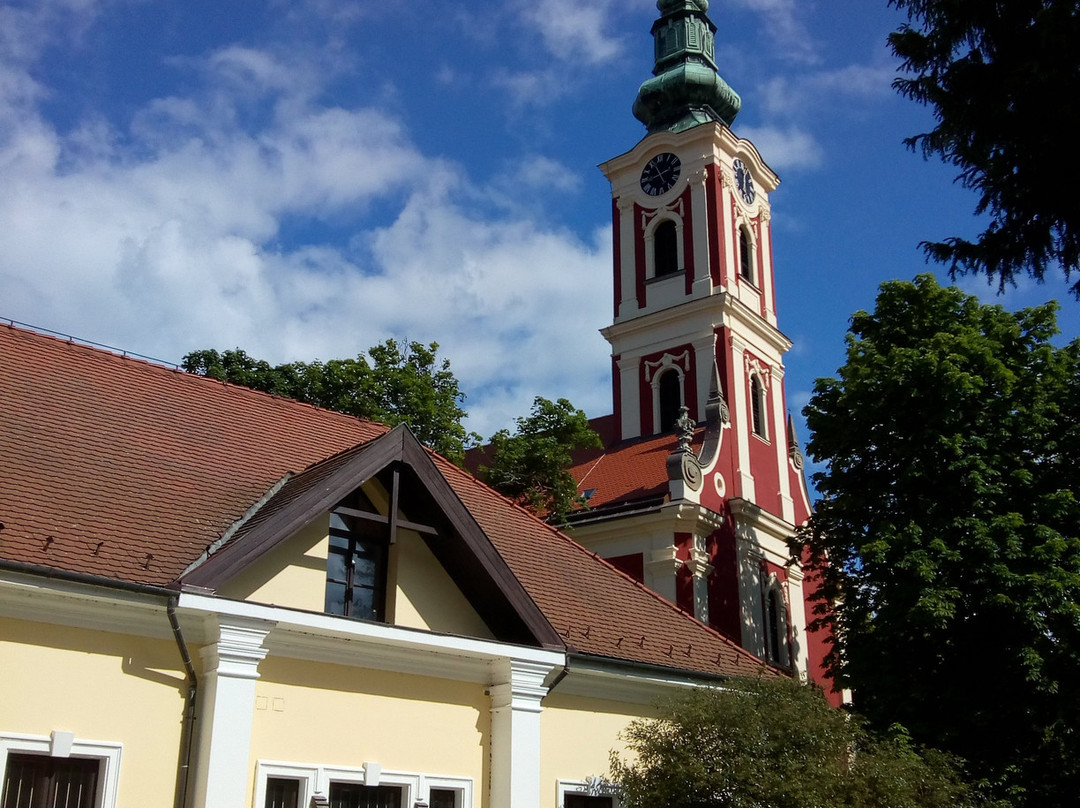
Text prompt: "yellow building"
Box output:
[[0, 321, 776, 808]]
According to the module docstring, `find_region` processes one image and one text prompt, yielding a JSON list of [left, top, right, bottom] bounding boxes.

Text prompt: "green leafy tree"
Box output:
[[182, 340, 479, 463], [797, 275, 1080, 806], [889, 0, 1080, 294], [480, 396, 601, 522], [611, 676, 998, 808]]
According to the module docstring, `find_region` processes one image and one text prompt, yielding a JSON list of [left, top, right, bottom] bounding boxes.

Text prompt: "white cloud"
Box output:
[[520, 0, 624, 65], [759, 63, 897, 118], [728, 0, 817, 64], [737, 125, 823, 171], [0, 38, 613, 440]]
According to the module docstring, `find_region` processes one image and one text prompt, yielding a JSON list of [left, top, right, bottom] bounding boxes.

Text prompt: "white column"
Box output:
[[689, 167, 712, 297], [617, 355, 641, 440], [617, 196, 639, 319], [759, 208, 777, 326], [691, 334, 717, 418], [786, 566, 811, 680], [770, 366, 795, 523], [644, 545, 682, 605], [729, 337, 755, 502], [718, 170, 736, 289], [489, 660, 555, 808], [191, 616, 274, 808]]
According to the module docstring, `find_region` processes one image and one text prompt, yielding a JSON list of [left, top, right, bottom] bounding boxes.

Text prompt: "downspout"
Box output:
[[168, 598, 198, 808]]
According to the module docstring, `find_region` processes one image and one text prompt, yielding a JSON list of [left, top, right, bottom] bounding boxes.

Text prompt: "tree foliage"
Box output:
[[611, 676, 998, 808], [798, 275, 1080, 806], [479, 396, 601, 522], [182, 340, 479, 463], [889, 0, 1080, 294]]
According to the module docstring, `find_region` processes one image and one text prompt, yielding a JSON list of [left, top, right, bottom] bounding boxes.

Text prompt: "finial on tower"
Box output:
[[633, 0, 741, 133]]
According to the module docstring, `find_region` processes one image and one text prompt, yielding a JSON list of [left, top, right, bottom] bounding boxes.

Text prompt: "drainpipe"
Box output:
[[168, 598, 198, 808]]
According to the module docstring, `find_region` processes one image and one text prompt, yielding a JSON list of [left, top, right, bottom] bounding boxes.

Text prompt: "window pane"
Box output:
[[265, 777, 300, 808], [350, 585, 377, 621], [326, 550, 349, 583], [325, 581, 347, 615]]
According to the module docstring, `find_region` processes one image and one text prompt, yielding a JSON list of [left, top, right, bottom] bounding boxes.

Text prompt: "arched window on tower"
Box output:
[[658, 369, 682, 432], [750, 374, 767, 438], [654, 219, 679, 277], [765, 585, 788, 667], [739, 226, 754, 284]]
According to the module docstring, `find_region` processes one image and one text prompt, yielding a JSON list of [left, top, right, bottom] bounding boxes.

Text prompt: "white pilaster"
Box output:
[[617, 196, 639, 319], [645, 545, 682, 605], [759, 209, 777, 326], [691, 334, 717, 417], [719, 175, 736, 290], [191, 616, 274, 808], [689, 167, 713, 297], [770, 365, 795, 523], [617, 355, 641, 440], [786, 565, 811, 680], [489, 660, 556, 808], [729, 337, 755, 502]]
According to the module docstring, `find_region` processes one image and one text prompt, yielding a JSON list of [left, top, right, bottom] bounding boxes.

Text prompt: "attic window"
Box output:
[[325, 494, 389, 622]]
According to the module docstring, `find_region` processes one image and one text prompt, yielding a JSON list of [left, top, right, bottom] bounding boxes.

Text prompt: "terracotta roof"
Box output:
[[568, 429, 704, 512], [0, 323, 769, 678], [438, 458, 770, 677], [0, 324, 383, 585]]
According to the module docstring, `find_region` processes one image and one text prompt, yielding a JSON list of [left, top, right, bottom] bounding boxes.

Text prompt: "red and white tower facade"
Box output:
[[567, 0, 834, 696]]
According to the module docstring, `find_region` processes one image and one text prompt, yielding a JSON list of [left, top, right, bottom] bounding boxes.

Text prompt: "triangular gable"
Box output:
[[180, 424, 564, 649]]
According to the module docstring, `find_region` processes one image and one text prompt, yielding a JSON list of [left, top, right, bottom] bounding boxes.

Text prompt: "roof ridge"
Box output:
[[2, 321, 387, 431], [434, 447, 768, 668]]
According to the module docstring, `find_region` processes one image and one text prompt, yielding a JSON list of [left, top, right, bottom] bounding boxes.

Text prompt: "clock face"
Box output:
[[733, 158, 756, 204], [640, 152, 681, 196]]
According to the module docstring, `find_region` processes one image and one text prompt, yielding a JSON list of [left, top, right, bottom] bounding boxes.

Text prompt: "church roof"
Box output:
[[0, 322, 771, 680]]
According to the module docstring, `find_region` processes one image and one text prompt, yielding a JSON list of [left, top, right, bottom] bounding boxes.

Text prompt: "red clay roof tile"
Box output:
[[0, 323, 770, 678]]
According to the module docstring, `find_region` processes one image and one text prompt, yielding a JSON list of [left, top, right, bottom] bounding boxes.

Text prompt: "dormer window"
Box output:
[[325, 494, 389, 621], [654, 219, 679, 277], [739, 226, 754, 284]]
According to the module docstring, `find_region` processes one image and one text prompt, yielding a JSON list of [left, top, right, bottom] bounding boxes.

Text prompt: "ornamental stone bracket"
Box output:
[[684, 546, 714, 579]]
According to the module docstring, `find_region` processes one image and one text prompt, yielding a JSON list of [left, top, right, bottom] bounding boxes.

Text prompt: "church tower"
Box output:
[[568, 0, 834, 697]]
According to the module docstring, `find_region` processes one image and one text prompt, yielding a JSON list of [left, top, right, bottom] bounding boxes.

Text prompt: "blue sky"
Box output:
[[2, 0, 1077, 463]]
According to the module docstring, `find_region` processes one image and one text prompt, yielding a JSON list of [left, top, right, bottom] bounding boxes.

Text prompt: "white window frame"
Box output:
[[557, 778, 622, 808], [254, 760, 472, 808], [0, 732, 122, 808]]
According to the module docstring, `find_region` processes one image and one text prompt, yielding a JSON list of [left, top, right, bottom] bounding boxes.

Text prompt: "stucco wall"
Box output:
[[0, 616, 186, 807], [540, 692, 655, 808], [247, 655, 489, 805]]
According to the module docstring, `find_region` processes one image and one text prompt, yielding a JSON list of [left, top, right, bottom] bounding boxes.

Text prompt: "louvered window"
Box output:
[[1, 754, 98, 808], [329, 783, 402, 808]]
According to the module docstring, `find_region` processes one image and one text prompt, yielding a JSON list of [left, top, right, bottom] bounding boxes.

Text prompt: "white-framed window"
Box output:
[[643, 214, 684, 280], [738, 224, 756, 285], [0, 732, 122, 808], [557, 778, 621, 808], [763, 575, 791, 669], [254, 761, 472, 808], [749, 372, 768, 440]]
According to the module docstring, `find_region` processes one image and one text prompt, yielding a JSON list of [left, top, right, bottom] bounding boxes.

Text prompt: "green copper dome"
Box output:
[[633, 0, 741, 133]]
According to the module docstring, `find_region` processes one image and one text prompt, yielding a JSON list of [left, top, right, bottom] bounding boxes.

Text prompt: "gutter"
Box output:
[[0, 561, 197, 808]]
